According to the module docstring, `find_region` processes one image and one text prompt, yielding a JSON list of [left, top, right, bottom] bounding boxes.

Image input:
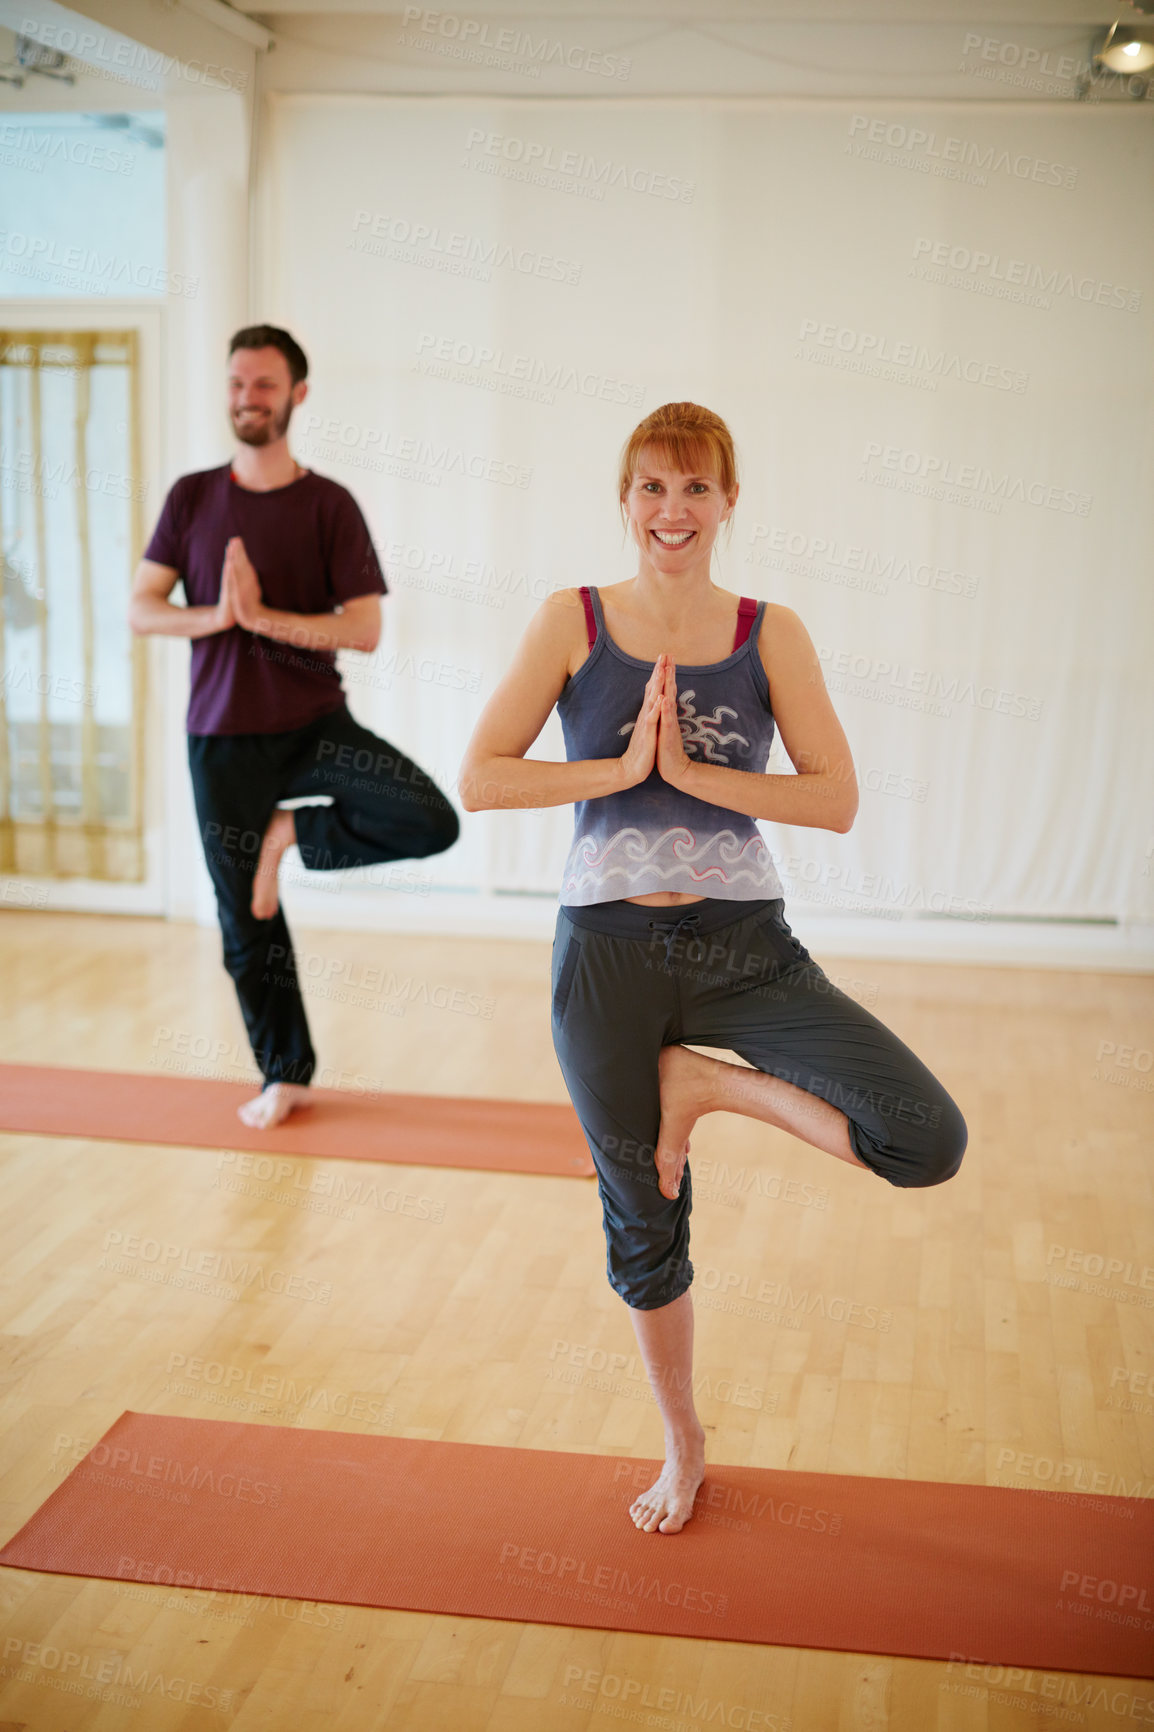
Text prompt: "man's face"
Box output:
[[227, 347, 304, 446]]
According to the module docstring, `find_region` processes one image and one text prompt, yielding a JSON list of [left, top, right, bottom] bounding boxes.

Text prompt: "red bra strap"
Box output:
[[732, 596, 757, 651], [579, 585, 597, 651]]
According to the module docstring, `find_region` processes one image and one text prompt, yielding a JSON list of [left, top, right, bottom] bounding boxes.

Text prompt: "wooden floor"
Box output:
[[1, 909, 1152, 1729]]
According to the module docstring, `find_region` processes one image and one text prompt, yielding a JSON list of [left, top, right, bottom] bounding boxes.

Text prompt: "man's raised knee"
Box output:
[[411, 804, 459, 857]]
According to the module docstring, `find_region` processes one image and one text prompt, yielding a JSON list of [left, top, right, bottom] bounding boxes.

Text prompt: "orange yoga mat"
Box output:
[[0, 1064, 594, 1178], [2, 1412, 1152, 1675]]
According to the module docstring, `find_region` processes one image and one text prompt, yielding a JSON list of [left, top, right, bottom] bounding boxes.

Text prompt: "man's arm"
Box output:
[[225, 537, 381, 653], [235, 593, 382, 654], [128, 559, 233, 639]]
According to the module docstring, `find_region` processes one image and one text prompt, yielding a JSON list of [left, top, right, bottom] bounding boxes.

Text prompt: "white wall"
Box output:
[[252, 92, 1153, 964], [3, 0, 1151, 965]]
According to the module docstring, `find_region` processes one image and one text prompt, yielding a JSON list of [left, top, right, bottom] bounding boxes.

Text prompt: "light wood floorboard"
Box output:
[[1, 911, 1151, 1728]]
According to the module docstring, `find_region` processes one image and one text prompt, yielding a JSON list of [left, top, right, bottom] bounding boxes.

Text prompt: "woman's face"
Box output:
[[624, 447, 737, 572]]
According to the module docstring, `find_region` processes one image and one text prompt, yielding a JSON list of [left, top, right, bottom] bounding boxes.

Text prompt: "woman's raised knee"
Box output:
[[909, 1098, 968, 1187], [855, 1092, 968, 1188]]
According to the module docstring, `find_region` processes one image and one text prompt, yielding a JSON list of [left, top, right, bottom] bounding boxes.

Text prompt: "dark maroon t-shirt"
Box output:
[[142, 464, 388, 735]]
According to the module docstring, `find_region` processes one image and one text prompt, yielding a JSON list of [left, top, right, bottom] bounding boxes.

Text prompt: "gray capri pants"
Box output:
[[550, 895, 967, 1311]]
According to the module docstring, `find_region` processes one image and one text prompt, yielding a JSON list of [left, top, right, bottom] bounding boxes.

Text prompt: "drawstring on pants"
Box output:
[[648, 910, 702, 971]]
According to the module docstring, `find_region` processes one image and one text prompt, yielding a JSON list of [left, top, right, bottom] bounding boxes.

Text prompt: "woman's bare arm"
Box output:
[[459, 589, 658, 812], [460, 593, 856, 830], [676, 606, 859, 832]]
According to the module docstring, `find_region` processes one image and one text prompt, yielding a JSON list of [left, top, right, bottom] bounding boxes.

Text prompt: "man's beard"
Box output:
[[232, 400, 294, 446]]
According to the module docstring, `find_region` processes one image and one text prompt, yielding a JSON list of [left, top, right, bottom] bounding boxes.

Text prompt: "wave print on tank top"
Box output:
[[556, 586, 785, 906]]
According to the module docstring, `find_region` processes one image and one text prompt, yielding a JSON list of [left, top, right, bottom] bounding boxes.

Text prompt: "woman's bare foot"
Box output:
[[629, 1426, 707, 1534], [237, 1082, 310, 1129], [251, 809, 297, 919], [653, 1044, 717, 1199]]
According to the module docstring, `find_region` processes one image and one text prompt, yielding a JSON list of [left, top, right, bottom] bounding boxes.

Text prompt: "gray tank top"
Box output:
[[556, 586, 785, 906]]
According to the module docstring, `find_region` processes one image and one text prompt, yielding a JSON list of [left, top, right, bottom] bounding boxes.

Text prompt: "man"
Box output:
[[130, 324, 459, 1127]]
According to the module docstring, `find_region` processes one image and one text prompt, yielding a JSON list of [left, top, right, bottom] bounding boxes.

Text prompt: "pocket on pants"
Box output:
[[756, 902, 811, 966], [552, 931, 583, 1023]]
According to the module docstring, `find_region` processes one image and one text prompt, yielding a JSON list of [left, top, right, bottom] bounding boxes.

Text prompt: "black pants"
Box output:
[[188, 705, 459, 1087], [551, 896, 968, 1310]]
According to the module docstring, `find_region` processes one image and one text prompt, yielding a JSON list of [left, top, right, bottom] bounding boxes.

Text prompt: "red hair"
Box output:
[[618, 402, 738, 523]]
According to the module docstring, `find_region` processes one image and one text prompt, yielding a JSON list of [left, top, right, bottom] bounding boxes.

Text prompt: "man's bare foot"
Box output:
[[629, 1428, 706, 1534], [237, 1082, 310, 1129], [251, 808, 296, 919], [653, 1044, 716, 1199]]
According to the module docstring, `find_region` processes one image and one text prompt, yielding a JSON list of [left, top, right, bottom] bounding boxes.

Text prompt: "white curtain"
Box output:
[[256, 95, 1154, 922]]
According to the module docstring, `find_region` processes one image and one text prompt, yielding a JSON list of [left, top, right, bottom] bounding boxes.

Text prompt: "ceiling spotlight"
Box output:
[[1093, 21, 1154, 72]]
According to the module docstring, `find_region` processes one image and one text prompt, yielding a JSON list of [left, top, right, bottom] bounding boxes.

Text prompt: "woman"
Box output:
[[459, 402, 967, 1536]]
